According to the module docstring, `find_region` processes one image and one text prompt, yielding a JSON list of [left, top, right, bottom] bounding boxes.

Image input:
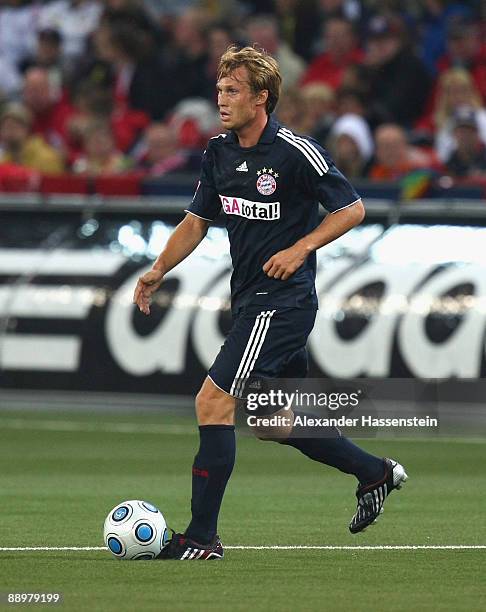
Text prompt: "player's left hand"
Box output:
[[262, 245, 308, 280]]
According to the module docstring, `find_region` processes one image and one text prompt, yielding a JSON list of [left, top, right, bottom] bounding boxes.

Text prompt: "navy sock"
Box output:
[[184, 425, 235, 544], [280, 411, 384, 484]]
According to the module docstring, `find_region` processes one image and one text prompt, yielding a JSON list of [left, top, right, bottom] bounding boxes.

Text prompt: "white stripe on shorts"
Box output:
[[239, 313, 274, 394], [230, 310, 276, 397], [229, 311, 268, 396]]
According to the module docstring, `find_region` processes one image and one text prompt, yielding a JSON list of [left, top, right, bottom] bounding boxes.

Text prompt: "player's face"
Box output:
[[216, 67, 262, 132]]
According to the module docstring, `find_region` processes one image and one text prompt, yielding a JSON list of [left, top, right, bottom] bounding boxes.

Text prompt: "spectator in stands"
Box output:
[[19, 28, 64, 88], [0, 102, 64, 174], [444, 106, 486, 178], [317, 0, 363, 21], [72, 119, 130, 175], [245, 14, 305, 87], [431, 68, 486, 162], [275, 87, 307, 134], [68, 84, 149, 159], [22, 66, 74, 152], [93, 11, 173, 120], [39, 0, 103, 73], [167, 98, 220, 150], [104, 0, 156, 18], [161, 8, 210, 105], [335, 86, 368, 118], [368, 123, 439, 181], [102, 0, 163, 49], [0, 0, 40, 97], [419, 0, 474, 75], [0, 58, 22, 100], [315, 0, 370, 41], [299, 83, 336, 145], [135, 123, 188, 176], [204, 22, 237, 89], [301, 15, 363, 90], [142, 0, 202, 22], [436, 15, 486, 101], [272, 0, 321, 61], [329, 113, 373, 178], [362, 14, 431, 128]]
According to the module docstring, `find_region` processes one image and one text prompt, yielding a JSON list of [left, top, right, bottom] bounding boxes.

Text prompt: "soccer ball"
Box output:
[[103, 500, 170, 560]]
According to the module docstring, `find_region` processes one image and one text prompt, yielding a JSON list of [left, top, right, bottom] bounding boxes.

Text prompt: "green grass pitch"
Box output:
[[1, 408, 485, 611]]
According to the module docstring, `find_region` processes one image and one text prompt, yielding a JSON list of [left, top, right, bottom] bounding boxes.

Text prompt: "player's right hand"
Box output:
[[133, 268, 165, 315]]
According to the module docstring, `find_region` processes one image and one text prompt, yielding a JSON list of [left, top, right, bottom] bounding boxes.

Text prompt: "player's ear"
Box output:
[[256, 89, 268, 107]]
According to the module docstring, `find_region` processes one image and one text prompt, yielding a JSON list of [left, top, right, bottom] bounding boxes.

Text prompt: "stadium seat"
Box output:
[[95, 174, 142, 196], [40, 174, 90, 195], [0, 163, 39, 192]]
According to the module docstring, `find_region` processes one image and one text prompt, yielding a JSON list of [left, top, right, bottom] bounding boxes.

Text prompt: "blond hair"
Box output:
[[217, 45, 282, 114], [434, 67, 482, 128]]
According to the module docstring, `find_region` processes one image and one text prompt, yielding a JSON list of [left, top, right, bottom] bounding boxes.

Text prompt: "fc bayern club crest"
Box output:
[[256, 167, 279, 195]]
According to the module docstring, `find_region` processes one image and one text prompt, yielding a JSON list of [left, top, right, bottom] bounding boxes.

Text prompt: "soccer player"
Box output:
[[133, 46, 407, 560]]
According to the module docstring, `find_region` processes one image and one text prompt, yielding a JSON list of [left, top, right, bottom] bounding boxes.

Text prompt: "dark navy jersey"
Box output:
[[186, 115, 360, 314]]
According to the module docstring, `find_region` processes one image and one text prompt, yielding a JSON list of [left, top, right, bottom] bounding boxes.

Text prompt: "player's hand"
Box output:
[[133, 268, 165, 315], [262, 245, 308, 281]]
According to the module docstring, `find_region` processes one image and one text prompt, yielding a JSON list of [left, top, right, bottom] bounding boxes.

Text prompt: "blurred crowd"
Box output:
[[0, 0, 485, 193]]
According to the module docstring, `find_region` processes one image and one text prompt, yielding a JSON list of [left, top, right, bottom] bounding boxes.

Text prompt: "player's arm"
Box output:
[[263, 200, 365, 280], [134, 142, 221, 314], [133, 213, 209, 315], [264, 147, 365, 281]]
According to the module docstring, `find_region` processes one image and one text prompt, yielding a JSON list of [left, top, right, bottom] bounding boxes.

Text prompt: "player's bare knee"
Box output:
[[196, 398, 234, 425], [195, 380, 235, 425], [195, 388, 216, 422]]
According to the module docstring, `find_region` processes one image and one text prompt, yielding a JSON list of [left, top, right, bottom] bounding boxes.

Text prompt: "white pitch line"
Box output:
[[226, 545, 486, 550], [0, 547, 107, 551], [0, 419, 194, 436], [1, 546, 485, 552]]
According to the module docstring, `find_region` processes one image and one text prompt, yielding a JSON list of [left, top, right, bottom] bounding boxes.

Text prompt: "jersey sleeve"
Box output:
[[299, 141, 361, 214], [185, 146, 221, 221]]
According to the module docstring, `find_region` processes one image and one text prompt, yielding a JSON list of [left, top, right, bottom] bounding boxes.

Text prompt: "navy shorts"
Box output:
[[208, 305, 317, 399]]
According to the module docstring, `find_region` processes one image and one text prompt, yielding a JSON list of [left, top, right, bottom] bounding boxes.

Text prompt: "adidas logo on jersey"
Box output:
[[236, 161, 248, 172], [219, 195, 280, 221]]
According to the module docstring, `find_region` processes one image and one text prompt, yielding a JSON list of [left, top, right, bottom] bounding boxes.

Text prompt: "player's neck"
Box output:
[[235, 112, 269, 148]]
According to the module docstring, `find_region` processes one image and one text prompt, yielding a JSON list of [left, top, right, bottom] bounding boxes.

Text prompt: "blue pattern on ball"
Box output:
[[108, 537, 122, 554], [136, 523, 153, 542], [112, 506, 128, 522], [142, 501, 158, 513]]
